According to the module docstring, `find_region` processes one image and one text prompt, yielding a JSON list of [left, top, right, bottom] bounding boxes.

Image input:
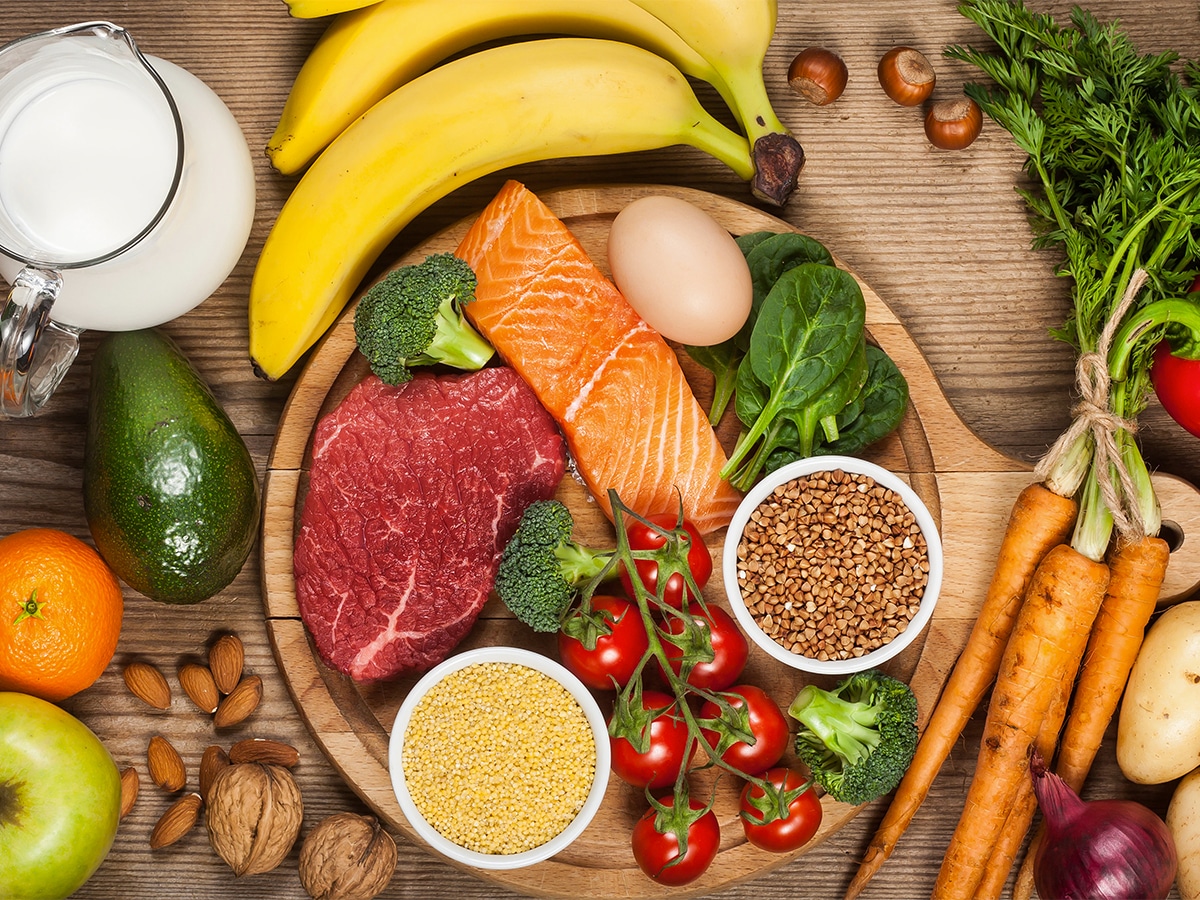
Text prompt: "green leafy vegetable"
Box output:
[[684, 341, 743, 426], [720, 263, 867, 490], [686, 232, 836, 425], [824, 345, 910, 455], [687, 229, 909, 477], [744, 232, 836, 308], [947, 0, 1200, 558]]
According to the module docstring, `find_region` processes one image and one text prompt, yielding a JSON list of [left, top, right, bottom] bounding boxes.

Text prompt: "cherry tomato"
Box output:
[[619, 513, 712, 609], [631, 797, 720, 886], [557, 595, 649, 691], [1152, 276, 1200, 438], [739, 767, 823, 853], [610, 690, 692, 790], [659, 605, 749, 691], [699, 684, 789, 775]]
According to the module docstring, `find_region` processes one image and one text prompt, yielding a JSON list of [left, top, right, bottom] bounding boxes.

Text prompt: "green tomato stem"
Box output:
[[604, 492, 776, 801]]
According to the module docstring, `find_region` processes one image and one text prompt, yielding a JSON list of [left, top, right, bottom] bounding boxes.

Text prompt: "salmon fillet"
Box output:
[[455, 180, 741, 534]]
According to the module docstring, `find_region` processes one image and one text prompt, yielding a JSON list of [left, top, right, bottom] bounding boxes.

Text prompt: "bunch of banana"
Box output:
[[248, 39, 756, 380], [252, 0, 802, 380], [268, 0, 736, 176], [268, 0, 801, 202]]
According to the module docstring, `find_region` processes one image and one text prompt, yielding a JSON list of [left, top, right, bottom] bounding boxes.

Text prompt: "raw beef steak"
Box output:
[[293, 367, 566, 681]]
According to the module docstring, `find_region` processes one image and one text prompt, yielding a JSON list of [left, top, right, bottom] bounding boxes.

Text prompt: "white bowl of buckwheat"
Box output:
[[722, 456, 943, 676]]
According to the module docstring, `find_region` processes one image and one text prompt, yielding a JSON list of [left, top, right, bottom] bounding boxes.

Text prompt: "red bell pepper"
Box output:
[[1151, 274, 1200, 437]]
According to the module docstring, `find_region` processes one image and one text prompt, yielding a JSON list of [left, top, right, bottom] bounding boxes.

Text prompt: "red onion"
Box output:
[[1031, 751, 1177, 900]]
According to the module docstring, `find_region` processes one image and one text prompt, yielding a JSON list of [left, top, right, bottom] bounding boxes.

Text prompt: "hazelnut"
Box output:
[[878, 46, 936, 106], [925, 95, 983, 149], [299, 812, 397, 900], [205, 763, 303, 876], [787, 47, 848, 106]]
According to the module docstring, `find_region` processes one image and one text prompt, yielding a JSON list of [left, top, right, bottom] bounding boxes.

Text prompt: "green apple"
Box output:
[[0, 692, 121, 899]]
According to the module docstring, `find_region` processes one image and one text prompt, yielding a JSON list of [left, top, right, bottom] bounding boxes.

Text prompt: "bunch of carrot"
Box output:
[[843, 480, 1169, 900], [842, 0, 1200, 896]]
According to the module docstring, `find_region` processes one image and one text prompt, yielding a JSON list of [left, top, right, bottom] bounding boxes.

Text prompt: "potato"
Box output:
[[1169, 768, 1200, 900], [1117, 600, 1200, 784]]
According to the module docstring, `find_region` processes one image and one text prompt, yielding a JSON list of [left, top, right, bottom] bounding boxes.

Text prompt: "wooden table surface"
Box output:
[[1, 1, 1198, 898]]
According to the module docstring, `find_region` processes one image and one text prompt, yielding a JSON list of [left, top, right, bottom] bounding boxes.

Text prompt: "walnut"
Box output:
[[298, 812, 398, 900], [205, 763, 303, 876]]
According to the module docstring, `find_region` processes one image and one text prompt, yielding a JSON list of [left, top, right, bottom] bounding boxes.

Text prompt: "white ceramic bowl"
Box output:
[[388, 646, 610, 870], [722, 455, 943, 676]]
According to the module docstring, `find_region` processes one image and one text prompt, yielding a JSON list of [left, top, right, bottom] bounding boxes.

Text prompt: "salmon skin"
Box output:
[[455, 180, 741, 534]]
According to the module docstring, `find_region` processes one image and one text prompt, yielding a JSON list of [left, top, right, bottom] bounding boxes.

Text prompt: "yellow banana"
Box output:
[[283, 0, 379, 18], [628, 0, 803, 204], [249, 38, 754, 381], [267, 0, 735, 176]]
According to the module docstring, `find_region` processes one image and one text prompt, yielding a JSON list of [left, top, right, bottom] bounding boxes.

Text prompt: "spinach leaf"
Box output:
[[734, 231, 776, 256], [687, 231, 832, 425], [742, 263, 864, 392], [721, 263, 866, 490], [794, 335, 868, 456], [755, 338, 868, 476], [818, 345, 909, 456], [685, 342, 741, 424], [744, 232, 834, 311]]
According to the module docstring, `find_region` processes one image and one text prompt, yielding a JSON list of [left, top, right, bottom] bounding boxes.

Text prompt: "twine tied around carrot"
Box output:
[[1034, 268, 1149, 540]]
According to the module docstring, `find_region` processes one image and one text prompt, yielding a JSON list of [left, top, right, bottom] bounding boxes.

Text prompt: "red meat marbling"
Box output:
[[293, 367, 566, 681]]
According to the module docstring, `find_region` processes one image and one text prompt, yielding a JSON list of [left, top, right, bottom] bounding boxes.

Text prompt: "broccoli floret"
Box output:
[[353, 252, 494, 385], [788, 669, 918, 806], [494, 500, 613, 632]]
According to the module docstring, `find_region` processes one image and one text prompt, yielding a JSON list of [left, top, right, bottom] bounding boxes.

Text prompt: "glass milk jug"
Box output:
[[0, 21, 255, 417]]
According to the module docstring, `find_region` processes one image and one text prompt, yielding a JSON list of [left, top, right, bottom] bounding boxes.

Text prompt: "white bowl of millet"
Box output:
[[722, 455, 943, 676], [388, 645, 610, 870]]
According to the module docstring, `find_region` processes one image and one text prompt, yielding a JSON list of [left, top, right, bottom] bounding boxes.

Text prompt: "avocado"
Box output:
[[83, 329, 261, 605]]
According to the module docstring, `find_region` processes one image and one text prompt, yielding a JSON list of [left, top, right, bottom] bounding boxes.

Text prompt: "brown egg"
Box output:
[[607, 195, 752, 346]]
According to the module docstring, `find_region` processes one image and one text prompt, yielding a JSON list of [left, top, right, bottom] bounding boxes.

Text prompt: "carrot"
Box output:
[[974, 652, 1075, 900], [931, 543, 1109, 899], [843, 482, 1076, 900], [1009, 533, 1170, 900], [1056, 534, 1169, 788]]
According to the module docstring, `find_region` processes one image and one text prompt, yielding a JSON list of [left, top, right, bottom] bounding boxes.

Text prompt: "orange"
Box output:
[[0, 528, 124, 702]]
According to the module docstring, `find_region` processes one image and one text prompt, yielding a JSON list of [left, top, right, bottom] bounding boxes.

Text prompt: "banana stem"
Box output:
[[689, 118, 758, 184], [717, 66, 804, 206]]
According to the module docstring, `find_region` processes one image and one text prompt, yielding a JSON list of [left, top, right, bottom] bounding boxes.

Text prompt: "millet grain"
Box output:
[[736, 469, 929, 661], [402, 662, 595, 855]]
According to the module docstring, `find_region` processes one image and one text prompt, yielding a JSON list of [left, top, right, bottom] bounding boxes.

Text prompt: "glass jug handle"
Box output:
[[0, 266, 81, 417]]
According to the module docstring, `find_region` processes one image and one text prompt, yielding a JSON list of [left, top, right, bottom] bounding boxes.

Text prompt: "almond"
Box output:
[[208, 634, 244, 695], [123, 661, 171, 710], [119, 766, 139, 819], [147, 735, 186, 792], [229, 739, 299, 768], [199, 745, 230, 803], [213, 674, 262, 728], [150, 792, 202, 849], [179, 662, 220, 714]]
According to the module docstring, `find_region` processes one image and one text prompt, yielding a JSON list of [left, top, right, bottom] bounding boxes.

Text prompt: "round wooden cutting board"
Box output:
[[260, 184, 1200, 899]]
